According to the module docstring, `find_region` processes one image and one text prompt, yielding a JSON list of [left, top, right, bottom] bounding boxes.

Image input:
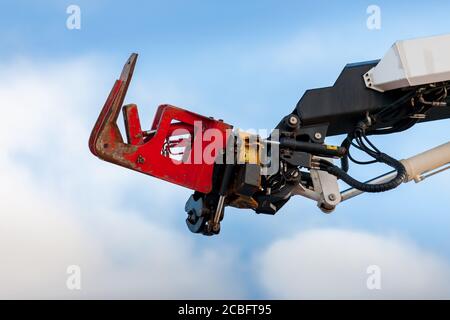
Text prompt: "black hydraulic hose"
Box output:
[[339, 136, 354, 172], [319, 152, 407, 192], [280, 138, 347, 158], [331, 86, 445, 192]]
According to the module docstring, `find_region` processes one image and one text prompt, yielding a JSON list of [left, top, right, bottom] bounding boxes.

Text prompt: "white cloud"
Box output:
[[0, 57, 244, 299], [257, 229, 450, 299]]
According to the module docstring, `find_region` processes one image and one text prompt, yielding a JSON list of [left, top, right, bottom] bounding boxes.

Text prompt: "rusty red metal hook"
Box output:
[[89, 53, 232, 193]]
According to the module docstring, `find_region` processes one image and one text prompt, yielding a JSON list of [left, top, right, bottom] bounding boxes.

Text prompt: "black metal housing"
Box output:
[[281, 60, 450, 136]]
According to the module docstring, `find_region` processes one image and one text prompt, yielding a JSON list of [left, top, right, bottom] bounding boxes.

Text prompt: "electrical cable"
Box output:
[[332, 83, 449, 192], [331, 127, 407, 192]]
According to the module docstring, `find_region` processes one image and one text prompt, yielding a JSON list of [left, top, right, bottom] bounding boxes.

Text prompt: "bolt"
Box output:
[[314, 132, 322, 140], [288, 115, 299, 126], [328, 194, 336, 201]]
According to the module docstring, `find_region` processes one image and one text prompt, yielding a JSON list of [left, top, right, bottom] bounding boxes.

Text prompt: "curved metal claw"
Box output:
[[89, 53, 138, 159], [89, 53, 233, 193]]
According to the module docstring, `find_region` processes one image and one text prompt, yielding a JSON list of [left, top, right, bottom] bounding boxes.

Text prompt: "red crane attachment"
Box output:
[[89, 53, 232, 193]]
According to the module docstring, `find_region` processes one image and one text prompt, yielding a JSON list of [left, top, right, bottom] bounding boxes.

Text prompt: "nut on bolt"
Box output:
[[288, 115, 299, 126], [286, 115, 300, 129], [314, 132, 322, 140]]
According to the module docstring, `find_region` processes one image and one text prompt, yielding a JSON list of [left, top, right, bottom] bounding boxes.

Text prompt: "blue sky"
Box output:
[[0, 1, 449, 298]]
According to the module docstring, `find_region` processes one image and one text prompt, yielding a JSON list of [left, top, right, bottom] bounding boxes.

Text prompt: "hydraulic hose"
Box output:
[[319, 152, 407, 193]]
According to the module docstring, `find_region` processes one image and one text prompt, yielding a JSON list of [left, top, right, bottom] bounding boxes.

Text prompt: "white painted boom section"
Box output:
[[364, 34, 450, 92]]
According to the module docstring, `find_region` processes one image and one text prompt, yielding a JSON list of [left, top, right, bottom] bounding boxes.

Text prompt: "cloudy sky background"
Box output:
[[0, 0, 449, 299]]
